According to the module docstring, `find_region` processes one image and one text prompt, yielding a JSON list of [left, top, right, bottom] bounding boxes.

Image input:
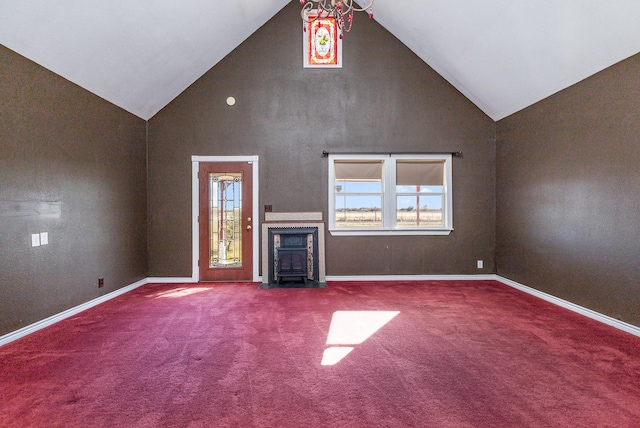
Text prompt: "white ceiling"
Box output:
[[2, 1, 640, 121]]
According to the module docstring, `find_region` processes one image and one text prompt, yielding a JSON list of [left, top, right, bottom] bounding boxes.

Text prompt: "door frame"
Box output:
[[191, 155, 260, 282]]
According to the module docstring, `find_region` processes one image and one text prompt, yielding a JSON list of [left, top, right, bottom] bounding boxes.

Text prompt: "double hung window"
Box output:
[[328, 154, 453, 235]]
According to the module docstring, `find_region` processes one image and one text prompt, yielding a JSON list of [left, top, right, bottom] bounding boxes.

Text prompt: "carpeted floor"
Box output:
[[1, 280, 639, 427]]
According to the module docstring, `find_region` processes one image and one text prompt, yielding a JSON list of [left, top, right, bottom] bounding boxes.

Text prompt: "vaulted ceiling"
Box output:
[[2, 1, 640, 121]]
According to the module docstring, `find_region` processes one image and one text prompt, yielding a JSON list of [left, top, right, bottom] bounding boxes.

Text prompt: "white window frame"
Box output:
[[328, 154, 453, 236]]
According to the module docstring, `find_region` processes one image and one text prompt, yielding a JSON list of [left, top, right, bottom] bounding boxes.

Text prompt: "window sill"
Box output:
[[329, 228, 453, 236]]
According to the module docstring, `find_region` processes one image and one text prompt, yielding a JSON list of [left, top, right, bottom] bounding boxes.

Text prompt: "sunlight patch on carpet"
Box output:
[[154, 287, 211, 298], [321, 347, 355, 365], [321, 311, 399, 365]]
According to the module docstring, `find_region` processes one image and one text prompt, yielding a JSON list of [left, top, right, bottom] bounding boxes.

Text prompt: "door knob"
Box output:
[[246, 225, 252, 230]]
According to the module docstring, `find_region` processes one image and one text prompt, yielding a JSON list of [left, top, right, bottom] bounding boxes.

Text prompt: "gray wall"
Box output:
[[496, 54, 640, 326], [2, 2, 639, 336], [147, 2, 496, 277], [0, 45, 148, 335]]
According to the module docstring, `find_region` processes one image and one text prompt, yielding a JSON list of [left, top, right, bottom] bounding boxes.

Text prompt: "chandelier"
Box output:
[[300, 0, 374, 37]]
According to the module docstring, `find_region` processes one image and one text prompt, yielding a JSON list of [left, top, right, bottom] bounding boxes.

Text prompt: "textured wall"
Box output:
[[147, 2, 496, 277], [496, 54, 640, 327], [0, 46, 148, 335]]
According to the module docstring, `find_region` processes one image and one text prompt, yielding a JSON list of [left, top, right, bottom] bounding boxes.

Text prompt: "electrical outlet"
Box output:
[[477, 260, 484, 269], [98, 277, 104, 288], [264, 204, 273, 212]]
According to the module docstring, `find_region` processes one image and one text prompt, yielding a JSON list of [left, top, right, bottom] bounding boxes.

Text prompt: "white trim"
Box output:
[[329, 229, 453, 236], [191, 160, 199, 282], [191, 155, 260, 282], [326, 274, 496, 281], [496, 276, 640, 338], [191, 155, 260, 163], [147, 277, 196, 283], [0, 278, 149, 347]]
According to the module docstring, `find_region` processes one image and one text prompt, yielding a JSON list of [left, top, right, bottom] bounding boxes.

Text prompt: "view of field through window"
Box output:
[[333, 159, 445, 228]]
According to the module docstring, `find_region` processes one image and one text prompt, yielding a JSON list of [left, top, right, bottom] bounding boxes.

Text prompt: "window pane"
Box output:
[[335, 180, 382, 193], [334, 195, 382, 227], [396, 194, 443, 227], [396, 185, 444, 194]]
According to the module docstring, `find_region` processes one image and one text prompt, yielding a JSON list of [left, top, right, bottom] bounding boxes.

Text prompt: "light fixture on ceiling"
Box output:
[[300, 0, 374, 37]]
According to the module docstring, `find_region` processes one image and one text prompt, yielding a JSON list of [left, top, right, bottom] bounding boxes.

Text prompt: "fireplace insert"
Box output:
[[277, 247, 307, 284], [266, 227, 320, 287]]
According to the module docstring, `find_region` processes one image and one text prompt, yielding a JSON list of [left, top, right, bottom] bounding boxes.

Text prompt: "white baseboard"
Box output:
[[2, 274, 637, 347], [496, 275, 640, 338], [326, 274, 497, 281], [147, 277, 196, 283], [326, 274, 640, 337], [0, 278, 149, 347]]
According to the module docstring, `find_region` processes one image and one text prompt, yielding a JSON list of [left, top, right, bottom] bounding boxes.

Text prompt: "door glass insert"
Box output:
[[209, 172, 243, 268]]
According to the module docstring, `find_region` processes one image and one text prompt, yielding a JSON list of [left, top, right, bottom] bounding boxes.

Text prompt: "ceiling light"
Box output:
[[300, 0, 374, 37]]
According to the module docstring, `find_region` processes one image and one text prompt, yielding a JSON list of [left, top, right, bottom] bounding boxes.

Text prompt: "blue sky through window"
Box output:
[[335, 180, 443, 210]]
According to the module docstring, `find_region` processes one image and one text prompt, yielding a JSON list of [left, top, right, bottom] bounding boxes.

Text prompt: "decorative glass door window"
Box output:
[[209, 173, 243, 267]]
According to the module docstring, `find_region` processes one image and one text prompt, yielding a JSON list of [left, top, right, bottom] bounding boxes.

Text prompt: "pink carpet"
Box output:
[[1, 280, 639, 427]]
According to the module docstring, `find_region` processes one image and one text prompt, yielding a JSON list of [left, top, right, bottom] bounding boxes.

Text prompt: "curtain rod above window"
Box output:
[[322, 150, 462, 157]]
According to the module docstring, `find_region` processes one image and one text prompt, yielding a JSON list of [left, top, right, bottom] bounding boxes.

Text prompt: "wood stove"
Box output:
[[276, 232, 308, 284], [277, 248, 308, 284]]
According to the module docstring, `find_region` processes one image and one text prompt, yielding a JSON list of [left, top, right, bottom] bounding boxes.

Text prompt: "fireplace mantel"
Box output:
[[264, 212, 323, 222], [261, 212, 326, 285]]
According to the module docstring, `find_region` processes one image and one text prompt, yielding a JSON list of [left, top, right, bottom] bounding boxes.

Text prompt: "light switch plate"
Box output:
[[40, 232, 48, 245], [31, 233, 41, 247]]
